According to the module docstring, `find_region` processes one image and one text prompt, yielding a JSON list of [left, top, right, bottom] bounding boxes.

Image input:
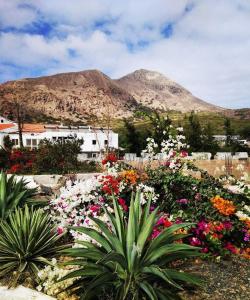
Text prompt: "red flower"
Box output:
[[10, 150, 23, 161], [100, 175, 120, 195], [118, 198, 128, 211], [102, 153, 118, 165], [90, 205, 100, 214], [163, 219, 173, 228], [9, 163, 22, 174], [224, 242, 238, 254]]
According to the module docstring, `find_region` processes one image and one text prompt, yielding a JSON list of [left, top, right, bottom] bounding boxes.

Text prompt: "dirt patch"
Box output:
[[179, 257, 250, 300]]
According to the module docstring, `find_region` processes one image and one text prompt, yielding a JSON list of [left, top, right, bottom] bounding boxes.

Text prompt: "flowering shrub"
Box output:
[[48, 162, 158, 244], [102, 152, 118, 167], [37, 258, 78, 299], [4, 149, 35, 174], [211, 195, 236, 216], [142, 126, 189, 172]]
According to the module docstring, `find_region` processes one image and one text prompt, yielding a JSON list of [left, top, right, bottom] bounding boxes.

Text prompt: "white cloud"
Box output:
[[0, 0, 37, 28], [0, 0, 250, 108]]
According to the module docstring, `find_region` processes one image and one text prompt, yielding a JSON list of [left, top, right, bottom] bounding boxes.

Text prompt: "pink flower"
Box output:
[[176, 198, 189, 205], [151, 228, 161, 239], [90, 205, 100, 213], [180, 150, 188, 157], [57, 227, 64, 235], [190, 237, 201, 246], [156, 216, 165, 226], [201, 247, 209, 253], [223, 221, 232, 231], [150, 205, 156, 212], [194, 193, 201, 201]]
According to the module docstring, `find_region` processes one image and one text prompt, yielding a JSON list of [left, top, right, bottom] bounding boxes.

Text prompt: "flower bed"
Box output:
[[0, 123, 249, 299]]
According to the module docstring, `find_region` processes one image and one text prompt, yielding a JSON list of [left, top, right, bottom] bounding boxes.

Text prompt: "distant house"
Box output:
[[213, 135, 240, 142], [0, 116, 118, 159]]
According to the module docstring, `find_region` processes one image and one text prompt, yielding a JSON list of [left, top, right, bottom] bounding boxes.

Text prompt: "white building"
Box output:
[[0, 117, 118, 159]]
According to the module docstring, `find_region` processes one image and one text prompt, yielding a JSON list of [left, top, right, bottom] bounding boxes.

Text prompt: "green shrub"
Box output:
[[33, 138, 83, 174], [0, 171, 37, 219], [0, 148, 9, 171], [62, 191, 202, 299], [0, 205, 67, 287]]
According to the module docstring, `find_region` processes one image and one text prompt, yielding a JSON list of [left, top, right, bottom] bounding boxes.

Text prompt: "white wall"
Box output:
[[0, 130, 119, 153]]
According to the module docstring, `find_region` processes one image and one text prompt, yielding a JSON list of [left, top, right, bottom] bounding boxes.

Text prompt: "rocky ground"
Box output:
[[179, 257, 250, 300]]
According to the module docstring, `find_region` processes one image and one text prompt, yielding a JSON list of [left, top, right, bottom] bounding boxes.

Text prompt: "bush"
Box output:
[[32, 138, 82, 174], [0, 205, 67, 287], [61, 191, 202, 299], [146, 165, 250, 257], [0, 171, 37, 220]]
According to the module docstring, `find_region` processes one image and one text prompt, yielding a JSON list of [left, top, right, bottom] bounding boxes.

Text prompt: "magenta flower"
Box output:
[[57, 227, 64, 235], [194, 193, 201, 201], [223, 221, 233, 230], [176, 198, 189, 205], [189, 237, 201, 246]]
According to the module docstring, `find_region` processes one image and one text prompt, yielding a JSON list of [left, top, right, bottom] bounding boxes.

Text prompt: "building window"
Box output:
[[104, 140, 108, 145], [92, 153, 97, 158], [11, 139, 18, 146], [87, 153, 92, 158], [32, 139, 37, 146], [0, 119, 3, 123], [92, 140, 97, 145], [26, 139, 31, 146]]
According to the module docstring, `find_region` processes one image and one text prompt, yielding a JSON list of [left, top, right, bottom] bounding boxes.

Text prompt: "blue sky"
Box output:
[[0, 0, 250, 108]]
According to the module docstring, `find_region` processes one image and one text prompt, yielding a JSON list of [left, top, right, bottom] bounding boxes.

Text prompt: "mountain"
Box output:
[[116, 69, 221, 112], [0, 69, 223, 123]]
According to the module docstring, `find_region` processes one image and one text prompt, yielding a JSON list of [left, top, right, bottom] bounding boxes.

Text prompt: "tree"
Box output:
[[185, 111, 203, 152], [3, 135, 14, 152], [120, 119, 149, 155], [240, 124, 250, 139], [202, 123, 219, 155], [224, 118, 234, 147]]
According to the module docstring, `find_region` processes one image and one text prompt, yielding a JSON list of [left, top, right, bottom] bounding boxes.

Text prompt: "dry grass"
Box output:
[[125, 159, 250, 182]]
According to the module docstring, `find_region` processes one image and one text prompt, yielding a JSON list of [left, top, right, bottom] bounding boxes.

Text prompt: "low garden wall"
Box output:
[[0, 286, 54, 300]]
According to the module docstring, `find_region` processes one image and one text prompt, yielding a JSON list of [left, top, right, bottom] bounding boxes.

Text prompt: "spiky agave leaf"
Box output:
[[0, 171, 37, 219], [0, 205, 67, 287], [61, 191, 202, 299]]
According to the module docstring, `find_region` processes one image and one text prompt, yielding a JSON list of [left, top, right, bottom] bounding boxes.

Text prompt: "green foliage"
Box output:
[[202, 123, 220, 155], [224, 118, 234, 146], [184, 111, 203, 152], [239, 124, 250, 139], [0, 171, 37, 220], [3, 135, 14, 151], [0, 148, 9, 170], [0, 205, 66, 287], [33, 138, 83, 174], [146, 165, 249, 217], [62, 191, 202, 300], [120, 118, 149, 155]]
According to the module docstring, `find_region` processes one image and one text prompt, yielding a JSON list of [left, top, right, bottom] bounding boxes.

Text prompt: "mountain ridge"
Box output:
[[0, 69, 241, 123]]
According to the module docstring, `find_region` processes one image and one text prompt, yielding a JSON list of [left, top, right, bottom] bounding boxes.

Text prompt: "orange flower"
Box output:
[[241, 248, 250, 259], [120, 170, 139, 185], [211, 195, 236, 216], [244, 219, 250, 229]]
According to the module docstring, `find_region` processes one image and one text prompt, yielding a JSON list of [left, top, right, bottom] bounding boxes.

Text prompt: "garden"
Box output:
[[0, 122, 249, 300]]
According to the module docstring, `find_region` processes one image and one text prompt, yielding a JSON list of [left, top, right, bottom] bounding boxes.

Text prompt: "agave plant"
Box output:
[[62, 192, 202, 299], [0, 171, 37, 219], [0, 205, 66, 287]]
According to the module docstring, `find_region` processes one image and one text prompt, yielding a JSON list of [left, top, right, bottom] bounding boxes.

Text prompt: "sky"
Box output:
[[0, 0, 250, 109]]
